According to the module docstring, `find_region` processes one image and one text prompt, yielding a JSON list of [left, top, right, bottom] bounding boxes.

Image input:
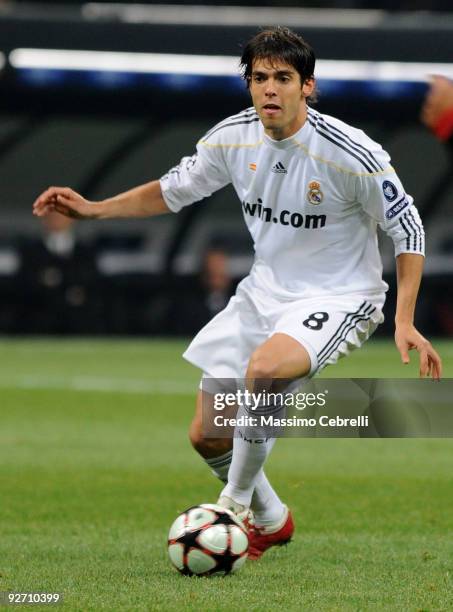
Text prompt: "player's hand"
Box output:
[[32, 186, 99, 220], [394, 323, 442, 380], [421, 75, 453, 130]]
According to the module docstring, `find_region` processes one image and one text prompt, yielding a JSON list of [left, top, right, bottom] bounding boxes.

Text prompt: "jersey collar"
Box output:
[[263, 119, 311, 151]]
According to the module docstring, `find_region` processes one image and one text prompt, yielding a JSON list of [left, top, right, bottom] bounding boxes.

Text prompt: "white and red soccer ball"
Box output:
[[167, 503, 249, 576]]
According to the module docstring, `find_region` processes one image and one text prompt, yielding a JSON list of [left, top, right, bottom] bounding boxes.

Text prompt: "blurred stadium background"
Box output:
[[0, 0, 453, 338]]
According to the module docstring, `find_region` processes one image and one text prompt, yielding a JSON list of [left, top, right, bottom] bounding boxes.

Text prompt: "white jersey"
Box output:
[[160, 106, 424, 299]]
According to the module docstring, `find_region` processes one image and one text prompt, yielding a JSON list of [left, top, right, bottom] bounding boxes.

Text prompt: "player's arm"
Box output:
[[33, 180, 169, 220], [33, 137, 231, 221], [394, 253, 442, 379], [353, 149, 442, 380]]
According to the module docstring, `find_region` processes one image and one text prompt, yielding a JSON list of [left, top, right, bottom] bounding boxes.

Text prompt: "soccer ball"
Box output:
[[167, 503, 249, 576]]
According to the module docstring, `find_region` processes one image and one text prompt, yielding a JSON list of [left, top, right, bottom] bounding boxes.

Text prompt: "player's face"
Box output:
[[249, 58, 314, 141]]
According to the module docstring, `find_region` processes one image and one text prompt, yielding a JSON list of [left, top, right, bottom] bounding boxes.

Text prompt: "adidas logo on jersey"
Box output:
[[271, 162, 287, 174]]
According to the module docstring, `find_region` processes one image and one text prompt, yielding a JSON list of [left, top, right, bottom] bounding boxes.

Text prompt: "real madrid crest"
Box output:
[[307, 180, 323, 205]]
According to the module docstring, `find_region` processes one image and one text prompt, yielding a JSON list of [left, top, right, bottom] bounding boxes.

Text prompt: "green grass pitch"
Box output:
[[0, 338, 452, 611]]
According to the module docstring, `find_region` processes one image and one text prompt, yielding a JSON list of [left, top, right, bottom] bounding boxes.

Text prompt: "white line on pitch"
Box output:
[[0, 376, 195, 395]]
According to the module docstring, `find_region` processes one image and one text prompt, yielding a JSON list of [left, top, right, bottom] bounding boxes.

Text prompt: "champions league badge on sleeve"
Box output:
[[307, 181, 323, 205], [382, 180, 398, 202], [385, 197, 410, 219]]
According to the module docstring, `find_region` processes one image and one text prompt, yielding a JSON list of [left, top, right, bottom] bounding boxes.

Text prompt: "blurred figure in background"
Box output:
[[39, 210, 76, 257], [421, 75, 453, 150], [421, 75, 453, 335], [201, 247, 233, 318], [16, 211, 102, 334], [167, 245, 234, 335]]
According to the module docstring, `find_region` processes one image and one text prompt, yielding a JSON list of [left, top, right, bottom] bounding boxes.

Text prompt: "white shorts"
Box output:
[[183, 274, 385, 380]]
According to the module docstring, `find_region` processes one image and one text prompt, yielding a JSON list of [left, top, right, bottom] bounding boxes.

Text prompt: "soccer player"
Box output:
[[33, 27, 442, 560]]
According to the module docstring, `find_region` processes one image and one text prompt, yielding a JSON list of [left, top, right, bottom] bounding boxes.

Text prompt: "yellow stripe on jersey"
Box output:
[[293, 140, 396, 177], [198, 139, 263, 149], [199, 139, 395, 177]]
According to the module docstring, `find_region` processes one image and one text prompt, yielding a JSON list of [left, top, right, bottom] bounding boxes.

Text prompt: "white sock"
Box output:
[[251, 470, 286, 526], [220, 436, 273, 507], [205, 450, 285, 525], [220, 404, 277, 507]]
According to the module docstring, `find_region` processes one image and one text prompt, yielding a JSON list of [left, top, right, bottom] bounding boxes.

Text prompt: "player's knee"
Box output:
[[247, 349, 278, 380]]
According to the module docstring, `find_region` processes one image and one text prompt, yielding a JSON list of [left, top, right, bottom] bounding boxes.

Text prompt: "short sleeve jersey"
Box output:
[[160, 106, 424, 299]]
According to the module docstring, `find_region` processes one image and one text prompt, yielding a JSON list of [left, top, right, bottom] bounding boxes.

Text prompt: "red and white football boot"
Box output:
[[247, 506, 295, 560]]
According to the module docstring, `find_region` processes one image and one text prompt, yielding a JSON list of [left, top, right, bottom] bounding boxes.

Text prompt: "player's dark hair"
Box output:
[[240, 27, 316, 100]]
